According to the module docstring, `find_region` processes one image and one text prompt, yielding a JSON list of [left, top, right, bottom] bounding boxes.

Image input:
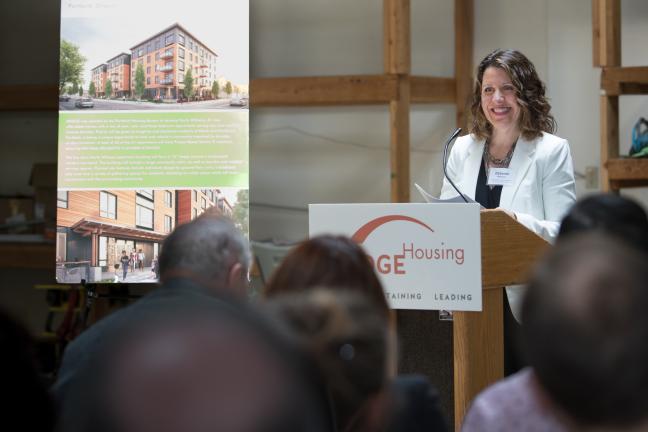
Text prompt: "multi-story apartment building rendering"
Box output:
[[129, 23, 218, 100], [106, 52, 131, 98], [56, 190, 175, 273], [90, 64, 107, 97], [176, 189, 232, 225]]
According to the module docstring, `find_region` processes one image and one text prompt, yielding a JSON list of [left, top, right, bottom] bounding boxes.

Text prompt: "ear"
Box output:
[[227, 262, 247, 296]]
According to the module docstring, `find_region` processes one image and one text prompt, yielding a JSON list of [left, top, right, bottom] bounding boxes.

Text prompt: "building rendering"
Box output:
[[56, 188, 234, 280], [56, 190, 175, 274], [129, 23, 218, 100], [105, 52, 131, 98], [176, 189, 232, 225], [90, 64, 107, 97]]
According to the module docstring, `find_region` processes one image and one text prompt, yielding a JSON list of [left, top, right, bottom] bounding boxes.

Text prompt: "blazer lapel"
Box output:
[[462, 138, 485, 199], [499, 135, 536, 209]]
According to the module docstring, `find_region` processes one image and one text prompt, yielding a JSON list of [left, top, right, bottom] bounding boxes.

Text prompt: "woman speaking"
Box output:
[[440, 49, 576, 372]]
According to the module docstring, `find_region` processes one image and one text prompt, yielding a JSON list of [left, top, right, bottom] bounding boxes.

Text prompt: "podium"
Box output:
[[310, 204, 549, 430], [454, 209, 549, 428], [397, 209, 549, 431]]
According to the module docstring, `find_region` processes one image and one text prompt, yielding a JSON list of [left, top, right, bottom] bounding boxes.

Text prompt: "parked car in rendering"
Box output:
[[59, 94, 71, 102], [230, 96, 248, 107], [75, 98, 94, 108]]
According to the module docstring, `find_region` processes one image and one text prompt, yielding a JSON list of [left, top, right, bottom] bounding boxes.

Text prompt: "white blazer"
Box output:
[[440, 131, 576, 242], [440, 132, 577, 320]]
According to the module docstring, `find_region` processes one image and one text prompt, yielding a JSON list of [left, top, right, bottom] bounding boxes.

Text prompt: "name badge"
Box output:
[[487, 168, 514, 186]]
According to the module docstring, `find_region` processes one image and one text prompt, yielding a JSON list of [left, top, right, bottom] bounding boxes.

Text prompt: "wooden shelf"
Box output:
[[606, 158, 648, 180], [593, 0, 648, 191], [601, 66, 648, 95], [0, 84, 58, 111], [0, 242, 55, 269]]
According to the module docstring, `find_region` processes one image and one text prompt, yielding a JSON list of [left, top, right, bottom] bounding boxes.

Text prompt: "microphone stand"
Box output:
[[442, 128, 469, 203]]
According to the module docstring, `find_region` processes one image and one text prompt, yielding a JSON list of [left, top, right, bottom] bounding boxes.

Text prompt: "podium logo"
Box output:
[[351, 214, 465, 276]]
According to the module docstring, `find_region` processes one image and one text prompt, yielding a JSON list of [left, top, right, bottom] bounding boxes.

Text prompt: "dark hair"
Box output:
[[61, 301, 331, 432], [158, 214, 250, 283], [266, 289, 388, 432], [522, 234, 648, 427], [263, 235, 390, 317], [470, 49, 556, 140], [558, 193, 648, 253], [0, 308, 56, 431]]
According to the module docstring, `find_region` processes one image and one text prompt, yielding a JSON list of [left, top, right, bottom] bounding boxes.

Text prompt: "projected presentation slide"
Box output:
[[56, 0, 249, 283]]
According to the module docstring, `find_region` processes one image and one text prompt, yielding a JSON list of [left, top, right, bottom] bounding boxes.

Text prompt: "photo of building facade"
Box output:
[[56, 189, 175, 282], [56, 188, 236, 283], [129, 23, 218, 100]]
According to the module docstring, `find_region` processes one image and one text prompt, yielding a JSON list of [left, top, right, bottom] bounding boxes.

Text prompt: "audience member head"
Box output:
[[159, 214, 251, 296], [558, 193, 648, 253], [266, 289, 390, 432], [263, 235, 390, 317], [0, 308, 56, 431], [65, 304, 330, 432], [522, 233, 648, 429]]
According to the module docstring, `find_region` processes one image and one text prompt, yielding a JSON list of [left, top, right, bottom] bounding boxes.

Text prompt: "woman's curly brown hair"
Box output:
[[470, 49, 556, 141]]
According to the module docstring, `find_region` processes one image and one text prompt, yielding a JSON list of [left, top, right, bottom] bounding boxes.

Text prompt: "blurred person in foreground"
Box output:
[[0, 308, 56, 432], [557, 193, 648, 253], [263, 234, 390, 316], [53, 214, 250, 404], [263, 235, 447, 432], [60, 302, 330, 432], [462, 233, 648, 431]]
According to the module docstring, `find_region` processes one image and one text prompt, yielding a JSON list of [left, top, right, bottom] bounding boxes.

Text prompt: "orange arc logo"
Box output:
[[351, 215, 434, 244]]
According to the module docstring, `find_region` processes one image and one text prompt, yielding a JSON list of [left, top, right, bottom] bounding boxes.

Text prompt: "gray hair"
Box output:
[[158, 215, 250, 285]]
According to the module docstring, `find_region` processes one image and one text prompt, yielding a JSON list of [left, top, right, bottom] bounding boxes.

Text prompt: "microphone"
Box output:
[[442, 128, 469, 203]]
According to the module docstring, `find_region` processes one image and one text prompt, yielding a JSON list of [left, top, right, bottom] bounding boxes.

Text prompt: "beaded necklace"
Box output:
[[483, 140, 516, 187]]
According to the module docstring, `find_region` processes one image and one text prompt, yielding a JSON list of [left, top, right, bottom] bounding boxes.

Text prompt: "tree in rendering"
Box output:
[[211, 81, 219, 99], [78, 86, 83, 97], [59, 39, 86, 94], [105, 80, 113, 98], [184, 69, 194, 99], [71, 81, 79, 95], [232, 189, 249, 237], [89, 82, 96, 97], [225, 81, 233, 97], [134, 63, 145, 99]]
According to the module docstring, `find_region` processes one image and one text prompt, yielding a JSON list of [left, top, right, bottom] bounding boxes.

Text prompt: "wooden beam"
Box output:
[[384, 0, 410, 74], [592, 0, 601, 66], [455, 0, 474, 128], [593, 0, 620, 67], [250, 75, 399, 107], [601, 66, 648, 95], [384, 0, 411, 203], [0, 84, 57, 111], [390, 76, 411, 203], [453, 289, 503, 431], [600, 95, 619, 192], [410, 76, 456, 103]]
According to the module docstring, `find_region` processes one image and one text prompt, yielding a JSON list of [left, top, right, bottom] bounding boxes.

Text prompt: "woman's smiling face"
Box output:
[[480, 66, 521, 132]]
